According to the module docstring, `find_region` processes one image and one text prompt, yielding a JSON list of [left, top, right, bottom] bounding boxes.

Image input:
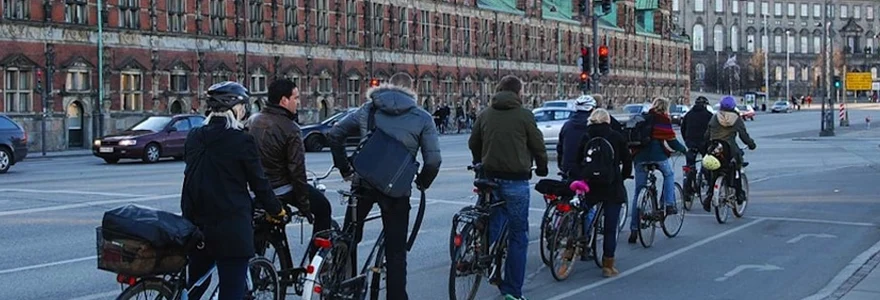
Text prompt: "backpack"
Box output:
[[624, 113, 653, 148], [581, 136, 616, 185]]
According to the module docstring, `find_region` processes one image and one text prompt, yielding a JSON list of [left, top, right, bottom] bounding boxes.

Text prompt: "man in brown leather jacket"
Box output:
[[247, 79, 332, 239]]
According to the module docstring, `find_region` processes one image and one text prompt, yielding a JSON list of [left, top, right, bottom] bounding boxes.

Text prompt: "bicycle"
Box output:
[[682, 148, 710, 211], [634, 163, 685, 248], [253, 166, 336, 297], [448, 164, 509, 300], [546, 183, 616, 281], [708, 147, 751, 224]]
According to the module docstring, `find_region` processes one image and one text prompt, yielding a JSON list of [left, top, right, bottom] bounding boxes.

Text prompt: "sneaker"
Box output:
[[504, 294, 529, 300]]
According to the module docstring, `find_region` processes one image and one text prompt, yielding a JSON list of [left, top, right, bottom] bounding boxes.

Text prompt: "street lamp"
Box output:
[[785, 30, 791, 103]]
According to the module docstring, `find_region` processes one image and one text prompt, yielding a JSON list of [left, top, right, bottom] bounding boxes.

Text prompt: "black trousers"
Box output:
[[188, 252, 249, 300], [344, 186, 411, 300], [280, 185, 333, 236]]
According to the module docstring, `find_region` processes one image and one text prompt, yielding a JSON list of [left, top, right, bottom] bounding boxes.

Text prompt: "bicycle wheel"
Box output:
[[115, 278, 174, 300], [590, 206, 608, 268], [662, 183, 686, 238], [713, 176, 731, 224], [448, 223, 482, 300], [733, 172, 749, 218], [366, 243, 385, 300], [257, 236, 293, 296], [548, 211, 578, 281], [617, 201, 628, 233], [682, 173, 694, 211], [247, 257, 281, 300], [306, 241, 354, 300], [636, 188, 656, 248], [539, 203, 559, 266]]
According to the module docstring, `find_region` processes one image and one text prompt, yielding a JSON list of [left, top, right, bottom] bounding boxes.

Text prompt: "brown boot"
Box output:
[[602, 256, 620, 277]]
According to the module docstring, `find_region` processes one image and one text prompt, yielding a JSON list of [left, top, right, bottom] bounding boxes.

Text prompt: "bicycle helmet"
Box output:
[[575, 95, 597, 111], [720, 96, 737, 111], [206, 81, 249, 112], [695, 96, 709, 106], [702, 154, 722, 171]]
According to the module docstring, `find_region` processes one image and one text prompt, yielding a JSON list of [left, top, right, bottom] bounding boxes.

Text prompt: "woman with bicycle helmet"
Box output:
[[181, 81, 286, 300], [704, 95, 756, 209]]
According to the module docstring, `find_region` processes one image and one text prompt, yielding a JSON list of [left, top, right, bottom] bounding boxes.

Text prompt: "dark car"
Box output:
[[301, 108, 360, 152], [92, 114, 205, 164], [0, 115, 28, 173], [670, 104, 689, 125]]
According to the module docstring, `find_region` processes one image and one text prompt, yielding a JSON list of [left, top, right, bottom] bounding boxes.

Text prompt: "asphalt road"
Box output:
[[2, 107, 880, 300]]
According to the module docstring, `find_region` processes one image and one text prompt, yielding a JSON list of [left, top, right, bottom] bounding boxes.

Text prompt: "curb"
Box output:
[[802, 238, 880, 300], [24, 152, 93, 161]]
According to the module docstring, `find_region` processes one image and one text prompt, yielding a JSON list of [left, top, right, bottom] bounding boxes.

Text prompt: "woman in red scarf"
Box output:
[[627, 97, 687, 244]]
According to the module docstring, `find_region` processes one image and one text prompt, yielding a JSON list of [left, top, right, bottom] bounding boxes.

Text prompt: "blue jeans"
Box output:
[[630, 160, 676, 231], [488, 179, 530, 298]]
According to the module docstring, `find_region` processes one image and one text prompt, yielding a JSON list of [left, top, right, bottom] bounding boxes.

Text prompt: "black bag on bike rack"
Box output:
[[350, 104, 420, 199]]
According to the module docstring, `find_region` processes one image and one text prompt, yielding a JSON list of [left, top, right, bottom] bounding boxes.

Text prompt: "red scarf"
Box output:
[[651, 110, 676, 140]]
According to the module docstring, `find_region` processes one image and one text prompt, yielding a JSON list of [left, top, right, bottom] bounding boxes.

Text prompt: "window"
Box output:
[[442, 77, 454, 103], [800, 4, 807, 17], [318, 75, 332, 94], [747, 1, 755, 15], [172, 119, 191, 131], [695, 0, 704, 12], [120, 71, 143, 111], [248, 0, 263, 38], [316, 0, 329, 44], [284, 0, 299, 41], [398, 8, 409, 49], [854, 6, 861, 19], [346, 0, 357, 46], [868, 6, 874, 19], [692, 24, 705, 51], [170, 73, 188, 93], [212, 71, 230, 84], [747, 34, 755, 52], [761, 1, 768, 15], [167, 0, 184, 32], [732, 0, 739, 13], [65, 70, 89, 91], [774, 3, 781, 16], [0, 117, 20, 129], [209, 0, 226, 35], [3, 69, 32, 112], [787, 66, 794, 81], [713, 24, 724, 52], [814, 4, 821, 17], [3, 0, 28, 19], [868, 37, 875, 53], [65, 0, 88, 24], [480, 19, 490, 56], [787, 34, 794, 53], [421, 11, 431, 52], [774, 66, 782, 81], [800, 35, 808, 53], [250, 71, 267, 94], [761, 35, 768, 52], [774, 34, 782, 53], [840, 5, 847, 18], [441, 13, 451, 53], [673, 0, 679, 11], [419, 77, 433, 96], [462, 78, 473, 95], [730, 26, 739, 50], [119, 0, 140, 29], [347, 77, 360, 107], [714, 0, 723, 12], [372, 3, 384, 48], [285, 73, 302, 90], [787, 3, 794, 16], [801, 66, 809, 81], [813, 36, 821, 54], [461, 16, 471, 56]]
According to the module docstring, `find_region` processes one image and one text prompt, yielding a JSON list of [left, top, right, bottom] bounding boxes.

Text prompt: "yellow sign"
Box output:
[[845, 72, 872, 90]]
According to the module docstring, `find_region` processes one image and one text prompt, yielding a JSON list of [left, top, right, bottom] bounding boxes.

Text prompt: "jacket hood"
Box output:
[[365, 84, 418, 115], [717, 111, 739, 127], [587, 122, 613, 136], [490, 91, 522, 110]]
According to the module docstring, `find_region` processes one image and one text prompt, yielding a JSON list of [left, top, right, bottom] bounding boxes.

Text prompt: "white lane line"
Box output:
[[751, 216, 876, 227], [545, 218, 766, 300], [0, 256, 95, 275], [0, 188, 149, 198], [0, 194, 178, 217], [802, 235, 880, 300], [67, 291, 119, 300]]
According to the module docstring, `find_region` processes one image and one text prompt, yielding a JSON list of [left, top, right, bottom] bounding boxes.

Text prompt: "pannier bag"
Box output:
[[534, 179, 575, 198]]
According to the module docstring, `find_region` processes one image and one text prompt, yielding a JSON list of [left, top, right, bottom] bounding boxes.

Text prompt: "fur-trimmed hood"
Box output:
[[365, 84, 419, 116]]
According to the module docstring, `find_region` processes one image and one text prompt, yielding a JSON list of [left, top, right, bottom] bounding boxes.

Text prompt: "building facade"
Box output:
[[674, 0, 880, 99], [0, 0, 689, 151]]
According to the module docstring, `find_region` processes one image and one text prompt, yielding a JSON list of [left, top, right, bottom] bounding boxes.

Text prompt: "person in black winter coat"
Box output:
[[573, 108, 632, 278], [679, 96, 713, 200], [557, 95, 623, 178], [180, 81, 286, 300]]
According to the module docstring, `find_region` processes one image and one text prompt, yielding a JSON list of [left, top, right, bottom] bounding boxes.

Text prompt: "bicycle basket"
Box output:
[[96, 227, 187, 277]]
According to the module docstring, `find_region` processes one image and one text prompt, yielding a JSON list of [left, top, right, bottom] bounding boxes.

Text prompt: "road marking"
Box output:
[[802, 235, 880, 300], [0, 188, 149, 198], [545, 218, 765, 300], [0, 194, 178, 217], [755, 216, 875, 227], [0, 256, 95, 275], [67, 291, 118, 300], [786, 233, 838, 244], [714, 264, 783, 282]]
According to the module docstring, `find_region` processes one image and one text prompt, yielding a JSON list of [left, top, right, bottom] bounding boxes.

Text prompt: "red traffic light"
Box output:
[[370, 79, 380, 87], [581, 47, 588, 56], [579, 72, 588, 81], [35, 68, 43, 78], [598, 45, 609, 57]]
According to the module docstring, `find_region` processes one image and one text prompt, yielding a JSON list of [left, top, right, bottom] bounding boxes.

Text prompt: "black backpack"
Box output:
[[624, 113, 653, 148], [581, 136, 617, 185]]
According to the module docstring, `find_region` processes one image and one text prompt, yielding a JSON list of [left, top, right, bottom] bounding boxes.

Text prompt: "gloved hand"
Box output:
[[748, 144, 757, 150], [535, 166, 549, 177], [266, 208, 287, 224], [415, 175, 429, 191]]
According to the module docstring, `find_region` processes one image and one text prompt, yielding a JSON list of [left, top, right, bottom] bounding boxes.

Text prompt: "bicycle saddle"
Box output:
[[643, 163, 660, 171], [473, 179, 499, 190], [742, 162, 750, 167]]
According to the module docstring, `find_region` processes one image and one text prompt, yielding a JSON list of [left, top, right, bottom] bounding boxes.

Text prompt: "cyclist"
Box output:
[[469, 75, 548, 300], [705, 96, 756, 204], [557, 95, 623, 178], [628, 97, 687, 244], [327, 74, 441, 300], [680, 96, 713, 211], [180, 81, 286, 300], [246, 79, 333, 256], [572, 108, 632, 277]]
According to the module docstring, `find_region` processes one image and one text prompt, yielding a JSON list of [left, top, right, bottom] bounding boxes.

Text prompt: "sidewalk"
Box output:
[[837, 251, 880, 300], [24, 149, 92, 160]]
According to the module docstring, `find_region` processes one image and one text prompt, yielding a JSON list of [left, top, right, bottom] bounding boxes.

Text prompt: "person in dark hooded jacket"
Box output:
[[557, 95, 623, 178], [680, 96, 713, 205], [328, 74, 441, 300]]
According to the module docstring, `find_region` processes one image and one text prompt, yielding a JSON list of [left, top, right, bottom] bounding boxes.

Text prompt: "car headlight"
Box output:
[[93, 140, 101, 147], [118, 140, 137, 146]]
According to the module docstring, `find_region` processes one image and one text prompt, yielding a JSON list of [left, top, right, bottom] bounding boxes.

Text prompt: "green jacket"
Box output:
[[468, 91, 548, 180]]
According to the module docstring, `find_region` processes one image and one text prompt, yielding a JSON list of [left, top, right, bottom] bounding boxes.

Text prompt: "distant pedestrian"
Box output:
[[867, 116, 872, 130]]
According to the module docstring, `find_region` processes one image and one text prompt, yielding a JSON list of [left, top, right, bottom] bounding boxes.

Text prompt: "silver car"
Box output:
[[533, 107, 575, 145]]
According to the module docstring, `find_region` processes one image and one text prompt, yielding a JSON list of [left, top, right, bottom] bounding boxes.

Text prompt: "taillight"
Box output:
[[116, 274, 137, 285], [21, 130, 27, 143], [453, 234, 462, 247], [543, 194, 557, 203], [556, 203, 571, 213], [313, 238, 332, 249], [314, 285, 323, 294], [306, 265, 315, 274], [682, 166, 691, 173]]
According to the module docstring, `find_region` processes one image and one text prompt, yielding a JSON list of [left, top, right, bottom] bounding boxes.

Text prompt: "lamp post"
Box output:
[[762, 13, 769, 106], [785, 30, 791, 103], [819, 0, 835, 136], [96, 0, 104, 137]]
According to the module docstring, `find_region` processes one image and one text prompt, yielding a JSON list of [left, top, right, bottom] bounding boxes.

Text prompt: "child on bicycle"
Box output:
[[705, 96, 757, 205]]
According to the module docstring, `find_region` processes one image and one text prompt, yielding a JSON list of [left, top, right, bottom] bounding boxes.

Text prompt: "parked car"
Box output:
[[0, 115, 28, 173], [771, 101, 792, 113], [301, 108, 360, 152], [542, 99, 578, 110], [92, 114, 205, 164], [533, 107, 574, 145], [670, 104, 690, 125], [613, 103, 652, 123], [737, 105, 756, 121]]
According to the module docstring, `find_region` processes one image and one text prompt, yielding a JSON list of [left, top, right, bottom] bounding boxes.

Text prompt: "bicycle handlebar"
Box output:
[[307, 166, 336, 183]]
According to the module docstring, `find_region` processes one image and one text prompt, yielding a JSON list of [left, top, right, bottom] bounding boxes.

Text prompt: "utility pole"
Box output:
[[556, 20, 562, 98], [820, 0, 835, 136], [585, 0, 611, 94], [97, 0, 105, 137], [785, 30, 791, 103], [762, 13, 769, 107]]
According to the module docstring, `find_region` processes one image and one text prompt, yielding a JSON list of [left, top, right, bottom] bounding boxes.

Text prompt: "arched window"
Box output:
[[696, 63, 706, 80], [713, 24, 724, 52], [693, 24, 705, 51], [730, 26, 739, 51]]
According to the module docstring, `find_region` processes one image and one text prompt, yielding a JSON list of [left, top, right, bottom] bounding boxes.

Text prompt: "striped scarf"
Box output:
[[651, 110, 677, 156]]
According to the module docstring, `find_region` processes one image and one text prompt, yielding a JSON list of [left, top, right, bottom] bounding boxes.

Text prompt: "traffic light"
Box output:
[[578, 0, 588, 14], [601, 0, 613, 13], [598, 44, 610, 75], [370, 78, 380, 87], [35, 68, 43, 93], [833, 75, 841, 89], [579, 72, 590, 91], [580, 46, 591, 74]]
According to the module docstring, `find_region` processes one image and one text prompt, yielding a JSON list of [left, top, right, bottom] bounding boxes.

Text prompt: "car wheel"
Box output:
[[142, 143, 161, 163], [0, 147, 11, 174], [304, 135, 325, 152]]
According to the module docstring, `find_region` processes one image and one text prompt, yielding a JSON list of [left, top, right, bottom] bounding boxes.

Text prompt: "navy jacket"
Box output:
[[681, 104, 713, 149], [557, 110, 623, 178]]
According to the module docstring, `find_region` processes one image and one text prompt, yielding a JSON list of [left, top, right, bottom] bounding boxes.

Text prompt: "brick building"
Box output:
[[0, 0, 689, 151]]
